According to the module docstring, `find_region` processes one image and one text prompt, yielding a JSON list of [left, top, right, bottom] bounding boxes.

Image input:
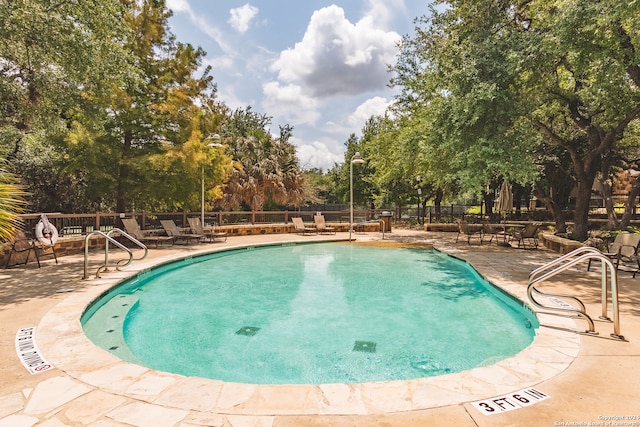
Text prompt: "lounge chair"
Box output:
[[121, 218, 175, 248], [160, 219, 204, 244], [313, 215, 335, 234], [587, 232, 640, 272], [455, 220, 484, 245], [187, 217, 227, 242], [291, 217, 317, 235], [510, 223, 540, 249], [4, 230, 57, 268]]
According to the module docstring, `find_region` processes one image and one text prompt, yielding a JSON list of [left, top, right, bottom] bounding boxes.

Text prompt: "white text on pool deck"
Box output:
[[471, 388, 550, 415]]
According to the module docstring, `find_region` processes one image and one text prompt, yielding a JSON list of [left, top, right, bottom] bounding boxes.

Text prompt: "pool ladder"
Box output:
[[83, 228, 148, 279], [527, 246, 624, 340]]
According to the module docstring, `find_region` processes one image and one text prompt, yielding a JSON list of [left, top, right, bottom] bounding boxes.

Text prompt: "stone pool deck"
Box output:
[[1, 229, 639, 426]]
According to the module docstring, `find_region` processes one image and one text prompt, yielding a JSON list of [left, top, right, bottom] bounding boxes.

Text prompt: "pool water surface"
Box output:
[[82, 242, 538, 384]]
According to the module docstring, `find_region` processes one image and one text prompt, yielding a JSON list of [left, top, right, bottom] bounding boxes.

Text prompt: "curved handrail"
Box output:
[[106, 228, 148, 264], [529, 246, 602, 284], [83, 231, 133, 279], [527, 247, 623, 339]]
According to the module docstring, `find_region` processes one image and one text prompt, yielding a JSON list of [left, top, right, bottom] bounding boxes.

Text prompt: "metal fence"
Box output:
[[10, 204, 634, 241]]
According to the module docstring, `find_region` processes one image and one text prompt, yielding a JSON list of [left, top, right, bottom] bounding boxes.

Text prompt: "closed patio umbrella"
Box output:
[[496, 181, 513, 247], [497, 180, 513, 217]]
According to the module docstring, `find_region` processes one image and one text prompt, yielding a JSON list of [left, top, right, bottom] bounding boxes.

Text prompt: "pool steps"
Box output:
[[82, 294, 143, 364]]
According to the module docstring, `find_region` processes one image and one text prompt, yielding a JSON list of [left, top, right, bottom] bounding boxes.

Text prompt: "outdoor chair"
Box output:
[[482, 223, 505, 245], [587, 232, 640, 272], [313, 215, 336, 234], [455, 220, 484, 245], [121, 218, 175, 248], [4, 230, 57, 268], [160, 219, 204, 244], [510, 223, 540, 249], [291, 217, 317, 235], [187, 217, 227, 242]]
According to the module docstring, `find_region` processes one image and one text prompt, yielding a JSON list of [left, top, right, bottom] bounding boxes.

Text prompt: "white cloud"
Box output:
[[294, 138, 344, 171], [166, 0, 190, 13], [270, 5, 401, 98], [262, 81, 322, 126], [167, 0, 233, 54], [348, 96, 393, 127], [364, 0, 409, 28], [228, 4, 259, 33]]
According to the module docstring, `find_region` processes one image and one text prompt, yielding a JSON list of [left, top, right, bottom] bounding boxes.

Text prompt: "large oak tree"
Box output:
[[391, 0, 640, 239]]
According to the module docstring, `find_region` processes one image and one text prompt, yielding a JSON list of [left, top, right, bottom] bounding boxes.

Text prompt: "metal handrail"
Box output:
[[106, 228, 148, 265], [83, 229, 147, 279], [527, 246, 623, 340]]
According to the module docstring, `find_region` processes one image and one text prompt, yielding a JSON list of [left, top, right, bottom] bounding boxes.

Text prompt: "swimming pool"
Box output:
[[82, 242, 538, 385]]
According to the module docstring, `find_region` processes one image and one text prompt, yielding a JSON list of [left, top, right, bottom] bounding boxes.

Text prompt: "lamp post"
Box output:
[[349, 152, 365, 241], [202, 134, 223, 227]]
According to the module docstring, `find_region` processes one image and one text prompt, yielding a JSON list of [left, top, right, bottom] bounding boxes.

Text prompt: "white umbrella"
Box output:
[[497, 180, 513, 216], [496, 181, 513, 247]]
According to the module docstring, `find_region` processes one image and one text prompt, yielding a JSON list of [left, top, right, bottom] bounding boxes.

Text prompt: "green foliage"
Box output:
[[386, 0, 640, 239], [0, 162, 26, 241], [216, 108, 304, 210]]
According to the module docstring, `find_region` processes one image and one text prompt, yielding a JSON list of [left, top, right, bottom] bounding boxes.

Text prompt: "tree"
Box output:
[[391, 0, 640, 239], [217, 108, 305, 211], [0, 0, 137, 212], [328, 133, 377, 209], [0, 0, 134, 135], [0, 163, 26, 241], [60, 0, 227, 213]]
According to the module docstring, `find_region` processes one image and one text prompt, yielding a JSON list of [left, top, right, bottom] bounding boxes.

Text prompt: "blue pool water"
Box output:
[[82, 242, 538, 385]]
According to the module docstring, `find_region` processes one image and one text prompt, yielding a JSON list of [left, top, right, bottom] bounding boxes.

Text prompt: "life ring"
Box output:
[[35, 221, 58, 246]]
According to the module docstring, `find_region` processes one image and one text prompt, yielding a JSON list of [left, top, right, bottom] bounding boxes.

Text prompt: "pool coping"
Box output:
[[36, 239, 581, 416]]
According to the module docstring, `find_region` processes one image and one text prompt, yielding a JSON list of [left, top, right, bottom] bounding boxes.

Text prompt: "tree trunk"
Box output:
[[620, 174, 640, 229], [533, 184, 567, 233], [572, 179, 594, 241], [433, 188, 443, 221], [483, 192, 493, 218], [593, 176, 619, 229]]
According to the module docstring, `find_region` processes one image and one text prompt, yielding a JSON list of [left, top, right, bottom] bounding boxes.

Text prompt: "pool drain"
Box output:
[[353, 341, 376, 353], [236, 326, 260, 336]]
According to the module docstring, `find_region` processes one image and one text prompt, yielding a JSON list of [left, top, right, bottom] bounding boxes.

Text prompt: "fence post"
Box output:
[[95, 211, 101, 232]]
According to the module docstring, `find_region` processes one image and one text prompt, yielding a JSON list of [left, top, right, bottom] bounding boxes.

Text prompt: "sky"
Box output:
[[165, 0, 431, 171]]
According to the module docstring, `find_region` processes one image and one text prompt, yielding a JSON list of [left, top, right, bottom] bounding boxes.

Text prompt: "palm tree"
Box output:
[[0, 165, 26, 242], [217, 133, 304, 211]]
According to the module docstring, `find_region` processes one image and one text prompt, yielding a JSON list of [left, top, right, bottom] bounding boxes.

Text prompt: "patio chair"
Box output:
[[160, 219, 204, 244], [455, 220, 484, 245], [291, 217, 317, 235], [481, 223, 505, 245], [313, 215, 336, 234], [4, 230, 58, 268], [510, 223, 540, 249], [121, 218, 175, 248], [587, 232, 640, 272], [187, 217, 227, 242]]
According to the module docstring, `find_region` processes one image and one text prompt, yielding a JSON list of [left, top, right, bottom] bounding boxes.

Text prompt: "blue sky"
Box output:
[[166, 0, 430, 171]]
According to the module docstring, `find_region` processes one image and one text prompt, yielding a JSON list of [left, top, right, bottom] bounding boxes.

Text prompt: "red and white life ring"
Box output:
[[35, 221, 58, 246]]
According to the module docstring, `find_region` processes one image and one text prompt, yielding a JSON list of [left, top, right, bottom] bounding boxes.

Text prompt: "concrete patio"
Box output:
[[1, 229, 639, 426]]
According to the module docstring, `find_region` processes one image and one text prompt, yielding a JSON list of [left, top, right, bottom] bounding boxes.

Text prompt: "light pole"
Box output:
[[349, 152, 365, 241], [201, 134, 223, 227]]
